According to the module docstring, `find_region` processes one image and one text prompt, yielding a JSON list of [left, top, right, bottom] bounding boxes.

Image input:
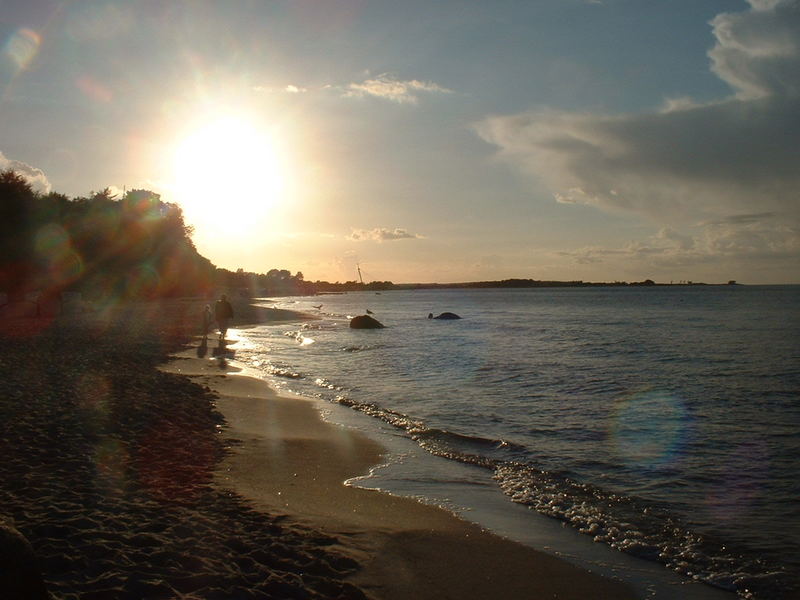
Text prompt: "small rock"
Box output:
[[349, 315, 384, 329], [433, 312, 461, 320]]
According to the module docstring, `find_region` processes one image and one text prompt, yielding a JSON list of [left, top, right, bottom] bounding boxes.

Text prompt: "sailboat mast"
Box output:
[[357, 263, 364, 285]]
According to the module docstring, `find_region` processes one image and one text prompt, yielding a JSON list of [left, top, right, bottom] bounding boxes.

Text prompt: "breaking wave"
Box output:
[[333, 394, 792, 599]]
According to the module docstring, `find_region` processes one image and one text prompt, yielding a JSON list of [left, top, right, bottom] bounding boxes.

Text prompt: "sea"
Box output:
[[226, 286, 800, 600]]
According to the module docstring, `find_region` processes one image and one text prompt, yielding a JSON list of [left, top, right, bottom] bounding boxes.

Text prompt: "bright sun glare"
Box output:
[[172, 116, 285, 234]]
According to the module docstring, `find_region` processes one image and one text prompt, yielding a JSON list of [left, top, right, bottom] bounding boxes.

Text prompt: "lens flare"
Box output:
[[126, 264, 160, 296], [77, 372, 112, 412], [4, 28, 40, 71], [123, 190, 163, 221], [705, 441, 768, 523], [34, 223, 84, 285], [93, 439, 129, 495], [609, 390, 690, 469], [76, 75, 113, 103], [34, 223, 70, 256], [77, 372, 112, 435]]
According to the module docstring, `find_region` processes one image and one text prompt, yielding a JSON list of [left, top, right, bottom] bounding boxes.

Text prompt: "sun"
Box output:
[[172, 115, 285, 234]]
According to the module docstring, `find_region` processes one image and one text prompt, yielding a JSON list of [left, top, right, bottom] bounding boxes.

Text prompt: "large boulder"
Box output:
[[0, 518, 49, 599], [433, 312, 461, 320], [350, 315, 385, 329]]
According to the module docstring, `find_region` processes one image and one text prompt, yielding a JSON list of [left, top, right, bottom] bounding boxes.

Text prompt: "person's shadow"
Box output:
[[197, 336, 208, 358], [212, 337, 236, 367]]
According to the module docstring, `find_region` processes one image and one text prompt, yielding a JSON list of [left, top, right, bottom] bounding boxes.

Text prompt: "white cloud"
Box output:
[[477, 96, 800, 222], [475, 0, 800, 231], [253, 75, 451, 104], [0, 151, 51, 193], [348, 227, 423, 242], [252, 84, 308, 94], [344, 73, 452, 104], [709, 0, 800, 99], [700, 213, 798, 259]]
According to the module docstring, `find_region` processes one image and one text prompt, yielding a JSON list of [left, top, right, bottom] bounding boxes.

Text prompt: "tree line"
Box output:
[[0, 170, 396, 304], [0, 170, 219, 302]]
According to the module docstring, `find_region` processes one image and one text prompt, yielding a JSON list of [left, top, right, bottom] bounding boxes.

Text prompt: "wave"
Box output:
[[494, 463, 793, 598], [332, 394, 794, 599], [241, 292, 800, 600], [341, 344, 382, 353], [267, 366, 303, 379]]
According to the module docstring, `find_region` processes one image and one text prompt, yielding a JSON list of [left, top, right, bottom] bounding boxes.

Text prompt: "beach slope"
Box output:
[[168, 342, 636, 600]]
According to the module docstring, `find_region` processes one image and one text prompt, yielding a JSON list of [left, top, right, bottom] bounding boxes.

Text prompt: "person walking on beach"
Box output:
[[214, 294, 234, 340], [202, 304, 213, 337]]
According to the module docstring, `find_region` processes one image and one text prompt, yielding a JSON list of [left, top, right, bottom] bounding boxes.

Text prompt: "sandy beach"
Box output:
[[0, 297, 635, 599]]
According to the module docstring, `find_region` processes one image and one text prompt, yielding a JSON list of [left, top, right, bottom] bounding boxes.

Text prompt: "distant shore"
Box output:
[[385, 278, 742, 289], [215, 277, 749, 298], [0, 298, 635, 599]]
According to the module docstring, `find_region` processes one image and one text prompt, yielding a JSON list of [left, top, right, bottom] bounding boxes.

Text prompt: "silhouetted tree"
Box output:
[[0, 170, 38, 293], [0, 176, 219, 300]]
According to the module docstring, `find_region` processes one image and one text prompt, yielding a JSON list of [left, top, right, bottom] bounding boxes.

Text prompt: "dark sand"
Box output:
[[1, 298, 363, 599], [0, 297, 635, 599]]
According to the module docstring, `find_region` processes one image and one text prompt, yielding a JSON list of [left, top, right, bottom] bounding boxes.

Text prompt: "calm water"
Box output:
[[231, 286, 800, 599]]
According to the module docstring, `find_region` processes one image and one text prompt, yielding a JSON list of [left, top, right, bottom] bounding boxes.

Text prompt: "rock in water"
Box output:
[[0, 518, 49, 599], [433, 312, 461, 320], [350, 315, 385, 329]]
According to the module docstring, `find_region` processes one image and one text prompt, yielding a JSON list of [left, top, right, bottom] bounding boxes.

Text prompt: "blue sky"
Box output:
[[2, 0, 798, 283]]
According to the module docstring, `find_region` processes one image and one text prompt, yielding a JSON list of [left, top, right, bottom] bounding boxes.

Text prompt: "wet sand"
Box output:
[[168, 332, 636, 600]]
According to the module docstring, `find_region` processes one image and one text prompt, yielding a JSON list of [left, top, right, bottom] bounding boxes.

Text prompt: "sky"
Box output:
[[1, 0, 798, 284]]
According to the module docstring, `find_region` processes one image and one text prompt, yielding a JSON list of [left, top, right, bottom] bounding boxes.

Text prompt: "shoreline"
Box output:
[[0, 296, 640, 598], [166, 328, 637, 599], [203, 299, 744, 600], [0, 296, 744, 599]]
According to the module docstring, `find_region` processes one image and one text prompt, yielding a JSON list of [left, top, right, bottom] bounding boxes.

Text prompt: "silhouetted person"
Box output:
[[214, 294, 234, 340], [202, 304, 212, 337]]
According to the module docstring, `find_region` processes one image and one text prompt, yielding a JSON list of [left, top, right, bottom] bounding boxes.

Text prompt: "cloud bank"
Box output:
[[0, 151, 51, 193], [558, 212, 798, 269], [476, 1, 800, 219], [348, 227, 423, 242]]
